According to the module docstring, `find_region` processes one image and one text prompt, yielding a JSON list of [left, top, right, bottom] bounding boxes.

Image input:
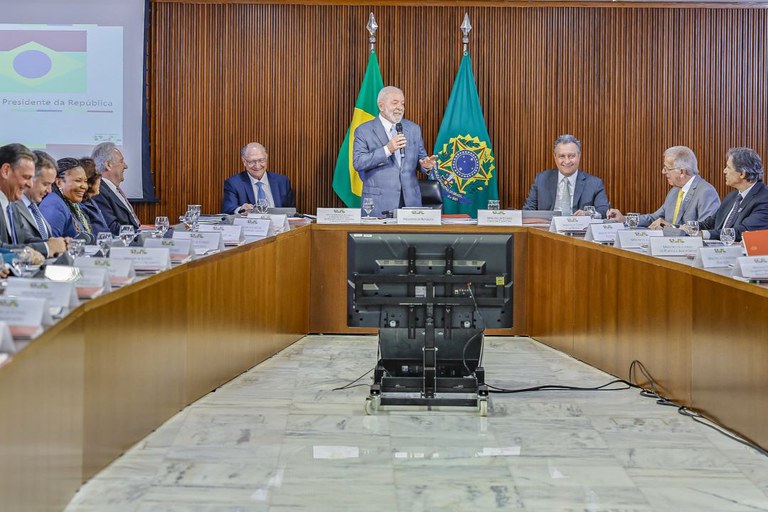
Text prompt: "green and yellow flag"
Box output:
[[433, 54, 498, 217], [332, 51, 384, 207]]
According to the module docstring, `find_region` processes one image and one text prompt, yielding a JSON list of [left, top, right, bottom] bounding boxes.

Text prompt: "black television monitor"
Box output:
[[347, 233, 513, 328]]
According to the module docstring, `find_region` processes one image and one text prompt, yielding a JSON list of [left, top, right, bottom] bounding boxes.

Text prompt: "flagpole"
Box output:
[[461, 13, 472, 56], [367, 12, 378, 53]]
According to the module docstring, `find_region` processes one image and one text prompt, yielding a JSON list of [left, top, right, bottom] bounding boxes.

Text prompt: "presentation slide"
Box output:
[[0, 0, 150, 199]]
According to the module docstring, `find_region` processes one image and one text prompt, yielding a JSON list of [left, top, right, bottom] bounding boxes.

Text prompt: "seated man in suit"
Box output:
[[11, 150, 68, 258], [685, 147, 768, 241], [352, 86, 437, 218], [91, 142, 141, 235], [222, 142, 296, 215], [606, 146, 720, 228], [523, 134, 610, 218]]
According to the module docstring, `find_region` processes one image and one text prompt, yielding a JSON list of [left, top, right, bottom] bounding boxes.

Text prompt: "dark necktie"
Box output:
[[28, 202, 49, 240], [116, 186, 140, 226], [723, 194, 743, 229], [6, 203, 18, 244]]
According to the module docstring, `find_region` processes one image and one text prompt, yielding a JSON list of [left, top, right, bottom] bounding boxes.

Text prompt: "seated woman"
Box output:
[[39, 158, 94, 244], [78, 157, 110, 236]]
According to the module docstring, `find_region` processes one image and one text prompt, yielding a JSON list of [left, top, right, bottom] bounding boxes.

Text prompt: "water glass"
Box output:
[[487, 199, 500, 210], [186, 205, 201, 230], [154, 216, 170, 238], [721, 227, 736, 246], [67, 239, 85, 258], [96, 232, 113, 257], [626, 213, 640, 229], [254, 198, 269, 215], [583, 205, 597, 219], [362, 197, 375, 218], [119, 225, 135, 247], [11, 247, 35, 277], [686, 220, 700, 237]]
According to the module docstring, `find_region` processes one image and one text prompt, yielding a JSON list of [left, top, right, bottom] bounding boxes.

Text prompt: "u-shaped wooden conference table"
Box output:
[[1, 222, 766, 511]]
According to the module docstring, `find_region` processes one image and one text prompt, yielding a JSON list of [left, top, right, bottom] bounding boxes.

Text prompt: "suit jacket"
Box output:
[[221, 171, 296, 214], [10, 201, 52, 256], [638, 176, 721, 227], [81, 199, 111, 236], [700, 181, 768, 241], [523, 169, 610, 218], [352, 117, 428, 217], [91, 183, 140, 235], [38, 191, 94, 243]]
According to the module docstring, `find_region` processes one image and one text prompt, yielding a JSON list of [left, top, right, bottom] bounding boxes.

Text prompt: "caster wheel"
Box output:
[[364, 396, 379, 415], [478, 399, 488, 417]]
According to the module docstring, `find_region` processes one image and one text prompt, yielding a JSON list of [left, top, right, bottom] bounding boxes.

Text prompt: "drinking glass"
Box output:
[[254, 198, 269, 215], [362, 197, 375, 218], [487, 199, 500, 210], [154, 216, 170, 238], [686, 220, 700, 237], [583, 205, 597, 218], [96, 232, 113, 257], [721, 227, 736, 246], [67, 239, 85, 258], [11, 247, 35, 277], [119, 225, 135, 247], [187, 204, 201, 230], [626, 213, 640, 229]]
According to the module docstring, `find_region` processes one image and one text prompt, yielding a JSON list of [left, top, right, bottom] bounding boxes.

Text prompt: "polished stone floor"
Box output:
[[65, 335, 768, 511]]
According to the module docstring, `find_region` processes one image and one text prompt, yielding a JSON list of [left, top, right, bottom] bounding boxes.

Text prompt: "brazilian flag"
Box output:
[[332, 51, 384, 207], [433, 54, 498, 218]]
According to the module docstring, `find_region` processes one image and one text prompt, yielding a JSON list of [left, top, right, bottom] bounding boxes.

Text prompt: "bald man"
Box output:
[[222, 142, 296, 215]]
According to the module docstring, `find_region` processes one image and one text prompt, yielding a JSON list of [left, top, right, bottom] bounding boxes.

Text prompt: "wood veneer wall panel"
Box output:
[[143, 3, 768, 223]]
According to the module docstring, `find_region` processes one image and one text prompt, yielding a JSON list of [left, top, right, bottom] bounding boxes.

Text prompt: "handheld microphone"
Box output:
[[395, 122, 405, 156]]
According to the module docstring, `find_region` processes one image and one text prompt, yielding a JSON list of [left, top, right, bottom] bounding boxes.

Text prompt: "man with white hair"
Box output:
[[353, 86, 437, 217]]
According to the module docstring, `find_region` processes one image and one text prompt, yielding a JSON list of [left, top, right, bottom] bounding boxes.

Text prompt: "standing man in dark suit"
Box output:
[[523, 134, 610, 218], [12, 150, 68, 258], [90, 142, 141, 235], [689, 147, 768, 241], [606, 146, 720, 228], [222, 143, 296, 215], [352, 86, 437, 218]]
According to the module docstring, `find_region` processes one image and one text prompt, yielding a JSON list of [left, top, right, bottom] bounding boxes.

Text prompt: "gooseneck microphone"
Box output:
[[395, 122, 405, 156]]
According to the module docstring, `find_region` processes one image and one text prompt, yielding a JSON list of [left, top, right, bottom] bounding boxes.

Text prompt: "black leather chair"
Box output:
[[419, 179, 443, 209]]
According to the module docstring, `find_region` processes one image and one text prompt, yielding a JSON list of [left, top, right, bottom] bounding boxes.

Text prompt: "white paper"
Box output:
[[550, 216, 593, 234], [197, 224, 244, 245], [143, 238, 194, 263], [173, 231, 225, 255], [109, 247, 172, 272], [5, 278, 79, 309], [477, 210, 522, 226], [733, 256, 768, 279], [316, 208, 363, 224], [233, 217, 272, 238], [648, 236, 703, 257], [584, 222, 623, 243], [396, 208, 442, 225], [692, 246, 745, 269], [74, 256, 136, 286], [72, 267, 112, 299], [614, 229, 665, 249]]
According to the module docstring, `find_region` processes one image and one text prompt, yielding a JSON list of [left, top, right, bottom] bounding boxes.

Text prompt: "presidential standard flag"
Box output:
[[332, 51, 384, 207], [433, 54, 498, 217]]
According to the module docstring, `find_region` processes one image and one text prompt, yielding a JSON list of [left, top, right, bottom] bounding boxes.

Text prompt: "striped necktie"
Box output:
[[116, 186, 140, 226], [722, 194, 743, 229], [28, 202, 49, 240]]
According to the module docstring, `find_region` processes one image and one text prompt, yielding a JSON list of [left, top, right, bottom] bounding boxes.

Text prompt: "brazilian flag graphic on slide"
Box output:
[[0, 30, 87, 93], [332, 51, 384, 207]]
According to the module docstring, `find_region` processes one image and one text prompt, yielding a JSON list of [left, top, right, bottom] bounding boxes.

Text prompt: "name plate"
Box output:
[[550, 216, 593, 234], [477, 210, 522, 226], [584, 222, 623, 243], [614, 229, 664, 249], [73, 267, 112, 299], [197, 224, 244, 245], [396, 208, 442, 225], [692, 246, 744, 269], [648, 236, 703, 257], [267, 214, 291, 233], [143, 238, 194, 263], [74, 257, 136, 286], [233, 216, 275, 241], [733, 256, 768, 280], [0, 321, 15, 354], [0, 297, 52, 339], [110, 247, 172, 272], [5, 278, 79, 309], [173, 231, 225, 255], [316, 208, 362, 224]]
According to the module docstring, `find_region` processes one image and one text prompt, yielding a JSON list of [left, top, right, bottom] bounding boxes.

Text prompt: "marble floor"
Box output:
[[65, 335, 768, 512]]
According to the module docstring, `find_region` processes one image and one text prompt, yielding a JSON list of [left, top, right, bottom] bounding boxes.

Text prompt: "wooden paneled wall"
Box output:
[[140, 1, 768, 222]]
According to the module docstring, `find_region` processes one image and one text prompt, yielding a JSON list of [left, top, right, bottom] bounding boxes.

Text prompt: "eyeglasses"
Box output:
[[244, 158, 267, 166]]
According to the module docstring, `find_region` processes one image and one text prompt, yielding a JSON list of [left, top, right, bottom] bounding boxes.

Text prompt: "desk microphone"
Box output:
[[395, 122, 405, 156]]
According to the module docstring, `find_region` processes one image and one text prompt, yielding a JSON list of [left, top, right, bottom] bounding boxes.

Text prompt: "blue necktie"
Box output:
[[256, 181, 266, 202], [6, 203, 18, 244], [28, 202, 49, 240]]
